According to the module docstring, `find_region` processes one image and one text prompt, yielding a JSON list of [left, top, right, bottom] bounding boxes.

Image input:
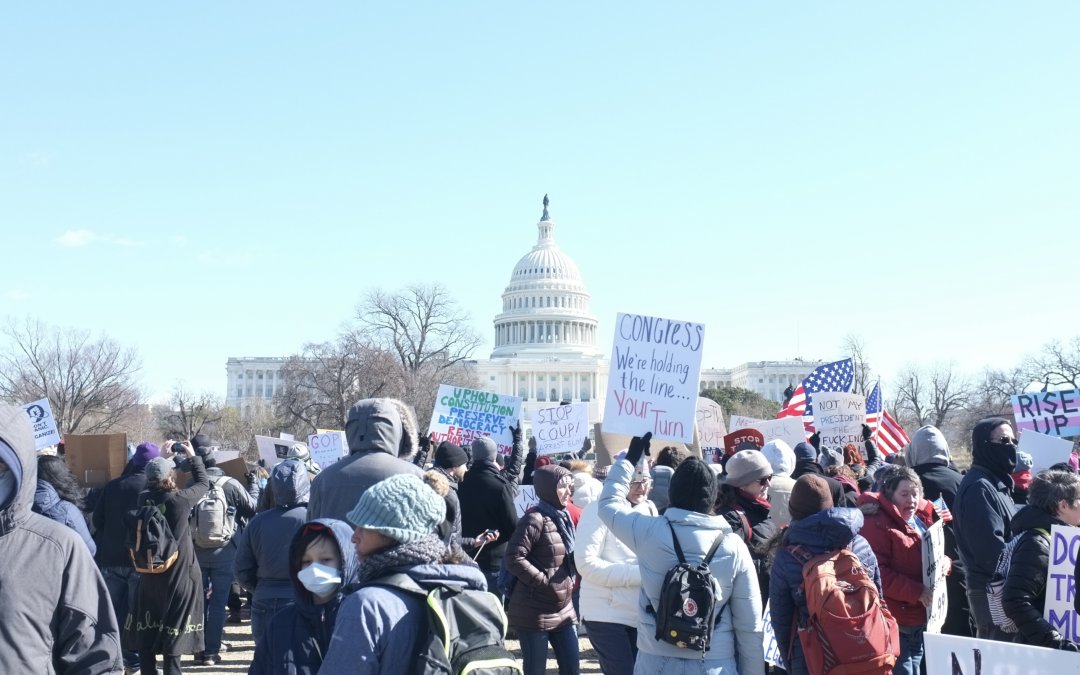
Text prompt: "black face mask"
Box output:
[[975, 440, 1018, 479]]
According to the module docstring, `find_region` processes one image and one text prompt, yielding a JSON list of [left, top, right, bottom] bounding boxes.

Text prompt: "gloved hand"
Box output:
[[809, 431, 821, 451], [418, 434, 431, 453], [244, 471, 257, 489], [510, 423, 522, 444], [625, 432, 653, 467], [862, 424, 873, 441]]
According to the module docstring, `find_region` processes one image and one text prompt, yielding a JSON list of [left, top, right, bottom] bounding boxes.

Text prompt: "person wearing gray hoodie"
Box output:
[[234, 458, 312, 644], [0, 402, 123, 674], [307, 398, 422, 523]]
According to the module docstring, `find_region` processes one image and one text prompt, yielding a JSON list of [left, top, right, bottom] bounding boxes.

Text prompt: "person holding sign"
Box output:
[[858, 466, 944, 675], [1001, 470, 1080, 652]]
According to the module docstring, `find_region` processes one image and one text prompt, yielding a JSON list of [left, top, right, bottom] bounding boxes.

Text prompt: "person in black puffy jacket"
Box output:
[[716, 449, 780, 601], [1002, 469, 1080, 651]]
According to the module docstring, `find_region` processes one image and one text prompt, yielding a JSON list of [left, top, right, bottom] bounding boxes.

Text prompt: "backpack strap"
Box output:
[[702, 529, 726, 565], [667, 520, 726, 566], [666, 520, 687, 565]]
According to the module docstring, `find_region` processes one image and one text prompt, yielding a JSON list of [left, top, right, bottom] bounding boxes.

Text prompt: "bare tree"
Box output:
[[895, 363, 971, 429], [843, 334, 873, 395], [1022, 337, 1080, 390], [217, 402, 281, 463], [0, 319, 142, 434], [158, 385, 223, 440]]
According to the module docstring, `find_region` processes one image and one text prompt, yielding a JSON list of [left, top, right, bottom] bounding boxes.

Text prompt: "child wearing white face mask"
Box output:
[[247, 519, 358, 675]]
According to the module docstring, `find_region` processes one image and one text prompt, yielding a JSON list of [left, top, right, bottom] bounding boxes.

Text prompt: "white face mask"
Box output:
[[297, 562, 342, 598]]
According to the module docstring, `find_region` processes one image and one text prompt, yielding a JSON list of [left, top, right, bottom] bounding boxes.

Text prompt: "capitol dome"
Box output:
[[490, 196, 600, 358]]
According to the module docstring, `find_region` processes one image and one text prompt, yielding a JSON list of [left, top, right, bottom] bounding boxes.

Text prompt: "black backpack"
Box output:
[[126, 496, 181, 574], [648, 521, 727, 652]]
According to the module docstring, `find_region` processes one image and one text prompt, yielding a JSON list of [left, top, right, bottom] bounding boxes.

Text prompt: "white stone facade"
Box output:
[[225, 357, 287, 415], [700, 360, 825, 403]]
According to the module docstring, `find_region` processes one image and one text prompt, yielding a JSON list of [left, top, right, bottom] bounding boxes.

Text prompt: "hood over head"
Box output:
[[533, 464, 572, 508], [345, 398, 417, 459], [33, 479, 62, 512], [907, 426, 952, 467], [761, 440, 796, 477], [289, 518, 360, 613], [0, 403, 36, 529], [272, 459, 311, 507], [788, 506, 865, 549]]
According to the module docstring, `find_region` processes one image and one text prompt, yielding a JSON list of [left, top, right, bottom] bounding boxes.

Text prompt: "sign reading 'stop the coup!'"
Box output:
[[602, 312, 705, 443]]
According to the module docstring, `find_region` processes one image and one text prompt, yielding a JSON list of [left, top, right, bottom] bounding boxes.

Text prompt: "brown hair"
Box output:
[[656, 445, 691, 469], [149, 476, 177, 493]]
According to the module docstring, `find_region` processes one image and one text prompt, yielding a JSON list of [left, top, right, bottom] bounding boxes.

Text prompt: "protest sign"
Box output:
[[1044, 525, 1080, 644], [279, 432, 295, 441], [1018, 430, 1074, 473], [924, 632, 1080, 674], [762, 602, 784, 668], [922, 520, 948, 633], [1012, 389, 1080, 438], [308, 430, 348, 469], [256, 435, 294, 467], [65, 433, 128, 487], [531, 403, 588, 456], [21, 397, 61, 451], [515, 485, 539, 518], [696, 397, 727, 451], [723, 429, 765, 458], [592, 422, 700, 467], [812, 392, 865, 448], [602, 312, 705, 443], [730, 415, 808, 450], [213, 450, 248, 483], [429, 384, 522, 454]]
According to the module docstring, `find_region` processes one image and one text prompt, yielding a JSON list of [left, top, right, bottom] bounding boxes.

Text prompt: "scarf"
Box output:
[[534, 498, 577, 578], [355, 533, 446, 585]]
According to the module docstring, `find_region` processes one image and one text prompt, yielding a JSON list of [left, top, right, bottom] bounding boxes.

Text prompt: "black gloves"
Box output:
[[510, 423, 522, 444], [625, 432, 653, 467], [418, 434, 431, 453], [809, 432, 821, 451], [862, 424, 873, 441], [244, 471, 257, 489]]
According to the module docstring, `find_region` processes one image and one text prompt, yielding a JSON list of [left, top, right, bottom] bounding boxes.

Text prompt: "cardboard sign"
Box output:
[[515, 485, 539, 518], [811, 392, 865, 448], [922, 520, 948, 633], [1044, 525, 1080, 643], [215, 450, 248, 483], [429, 384, 522, 455], [1018, 430, 1074, 473], [308, 430, 348, 469], [924, 632, 1080, 674], [531, 403, 589, 456], [256, 435, 295, 467], [762, 602, 784, 668], [723, 429, 764, 457], [1012, 389, 1080, 437], [22, 398, 61, 450], [591, 422, 701, 467], [730, 415, 808, 450], [602, 312, 705, 443], [696, 397, 727, 451], [64, 433, 128, 487]]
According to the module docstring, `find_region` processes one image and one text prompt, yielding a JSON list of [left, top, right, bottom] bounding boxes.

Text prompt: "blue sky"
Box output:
[[3, 3, 1078, 403]]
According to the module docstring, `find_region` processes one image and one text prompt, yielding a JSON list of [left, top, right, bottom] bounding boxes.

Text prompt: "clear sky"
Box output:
[[3, 3, 1078, 404]]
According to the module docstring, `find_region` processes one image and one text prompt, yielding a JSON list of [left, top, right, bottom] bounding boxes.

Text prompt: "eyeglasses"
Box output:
[[630, 479, 651, 487], [756, 476, 772, 486], [991, 437, 1018, 446]]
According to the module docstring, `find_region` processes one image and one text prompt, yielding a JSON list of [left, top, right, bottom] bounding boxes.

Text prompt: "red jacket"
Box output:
[[857, 491, 937, 627]]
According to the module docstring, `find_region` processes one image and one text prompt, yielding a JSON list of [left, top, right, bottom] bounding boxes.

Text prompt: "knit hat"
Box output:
[[471, 436, 498, 464], [668, 457, 718, 514], [793, 442, 818, 462], [592, 465, 611, 481], [723, 450, 774, 488], [132, 442, 161, 469], [761, 440, 796, 477], [1015, 450, 1034, 472], [287, 443, 310, 462], [190, 433, 212, 451], [145, 457, 173, 482], [346, 474, 446, 544], [788, 474, 834, 521], [434, 441, 468, 469], [819, 446, 843, 470]]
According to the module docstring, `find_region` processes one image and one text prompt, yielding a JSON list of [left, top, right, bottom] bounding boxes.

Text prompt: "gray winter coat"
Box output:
[[234, 459, 311, 602], [308, 398, 422, 523], [193, 467, 258, 568], [0, 403, 123, 674]]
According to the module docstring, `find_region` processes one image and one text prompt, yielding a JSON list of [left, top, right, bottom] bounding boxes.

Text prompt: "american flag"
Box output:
[[777, 358, 855, 423], [866, 382, 909, 455], [932, 496, 953, 522]]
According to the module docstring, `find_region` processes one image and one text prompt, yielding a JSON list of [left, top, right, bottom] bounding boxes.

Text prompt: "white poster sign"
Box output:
[[514, 485, 539, 518], [811, 392, 865, 448], [256, 435, 295, 467], [696, 397, 727, 450], [429, 384, 522, 455], [531, 403, 589, 456], [922, 520, 948, 634], [762, 601, 784, 668], [308, 430, 348, 469], [730, 415, 808, 450], [1018, 430, 1074, 474], [1043, 525, 1080, 641], [602, 312, 705, 443], [924, 632, 1080, 674], [22, 398, 61, 450]]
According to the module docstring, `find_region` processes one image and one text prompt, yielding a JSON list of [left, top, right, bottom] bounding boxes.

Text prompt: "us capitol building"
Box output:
[[226, 197, 822, 418]]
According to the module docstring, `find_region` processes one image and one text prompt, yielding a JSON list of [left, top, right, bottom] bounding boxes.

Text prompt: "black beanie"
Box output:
[[434, 441, 468, 469], [668, 457, 717, 515]]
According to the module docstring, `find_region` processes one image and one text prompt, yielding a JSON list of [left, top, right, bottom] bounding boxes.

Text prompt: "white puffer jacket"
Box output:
[[577, 497, 657, 626]]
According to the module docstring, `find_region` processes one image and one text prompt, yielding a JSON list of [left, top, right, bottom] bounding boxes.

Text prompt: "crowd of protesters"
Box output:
[[4, 394, 1080, 675]]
